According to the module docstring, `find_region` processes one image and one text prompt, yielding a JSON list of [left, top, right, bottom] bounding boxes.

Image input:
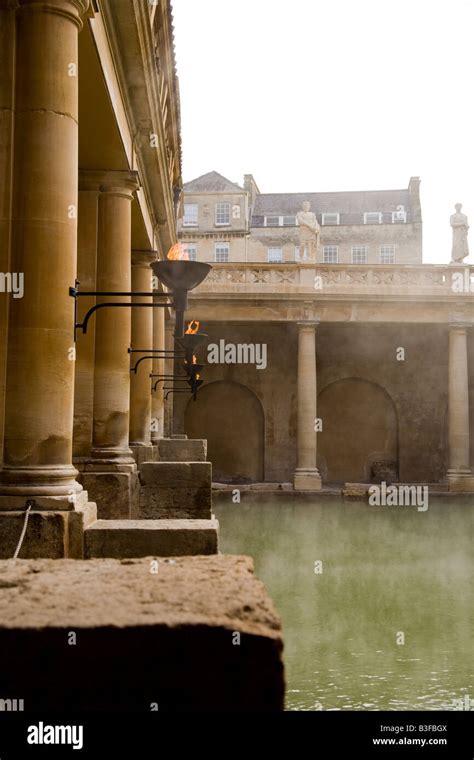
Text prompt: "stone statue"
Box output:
[[450, 203, 469, 263], [297, 201, 320, 261]]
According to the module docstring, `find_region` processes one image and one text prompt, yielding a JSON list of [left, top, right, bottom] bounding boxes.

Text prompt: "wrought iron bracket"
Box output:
[[69, 281, 172, 341]]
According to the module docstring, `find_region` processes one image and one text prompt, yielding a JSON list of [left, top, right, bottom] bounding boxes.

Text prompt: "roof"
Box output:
[[183, 171, 244, 193], [251, 188, 414, 226]]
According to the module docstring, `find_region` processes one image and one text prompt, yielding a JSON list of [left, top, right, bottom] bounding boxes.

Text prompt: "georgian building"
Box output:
[[178, 171, 422, 265], [176, 172, 474, 492]]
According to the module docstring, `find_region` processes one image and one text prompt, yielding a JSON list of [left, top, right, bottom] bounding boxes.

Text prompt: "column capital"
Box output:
[[132, 249, 158, 267], [297, 321, 319, 332], [17, 0, 90, 29], [81, 170, 140, 199], [449, 324, 471, 333]]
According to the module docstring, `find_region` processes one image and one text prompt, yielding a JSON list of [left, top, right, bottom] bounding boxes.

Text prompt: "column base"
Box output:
[[294, 468, 322, 491], [446, 468, 474, 492], [77, 461, 138, 520], [130, 443, 157, 469], [0, 500, 97, 559]]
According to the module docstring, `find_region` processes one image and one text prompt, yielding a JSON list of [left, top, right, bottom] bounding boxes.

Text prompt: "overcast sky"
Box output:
[[172, 0, 473, 264]]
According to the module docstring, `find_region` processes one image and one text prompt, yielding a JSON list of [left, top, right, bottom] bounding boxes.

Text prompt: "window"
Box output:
[[264, 215, 296, 227], [392, 206, 407, 223], [364, 212, 382, 225], [322, 213, 340, 226], [182, 242, 197, 261], [323, 245, 339, 264], [183, 203, 198, 227], [265, 216, 280, 227], [215, 203, 231, 226], [380, 245, 395, 264], [352, 245, 368, 264], [215, 242, 229, 262], [268, 247, 283, 263]]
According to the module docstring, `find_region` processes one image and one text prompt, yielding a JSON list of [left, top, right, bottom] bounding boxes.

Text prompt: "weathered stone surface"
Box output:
[[85, 519, 219, 558], [0, 556, 284, 711], [156, 438, 207, 462], [342, 483, 370, 499], [80, 471, 139, 519], [130, 443, 157, 468], [139, 462, 212, 519], [370, 459, 398, 484], [0, 502, 97, 559]]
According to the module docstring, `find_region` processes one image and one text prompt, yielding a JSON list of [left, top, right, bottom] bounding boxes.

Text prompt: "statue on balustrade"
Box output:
[[297, 201, 320, 261], [450, 203, 469, 263]]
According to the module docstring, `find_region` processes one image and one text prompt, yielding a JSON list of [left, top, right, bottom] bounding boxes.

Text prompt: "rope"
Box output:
[[13, 502, 32, 560]]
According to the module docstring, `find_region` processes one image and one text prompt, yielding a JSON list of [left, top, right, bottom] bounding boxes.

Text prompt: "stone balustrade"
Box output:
[[193, 263, 474, 297]]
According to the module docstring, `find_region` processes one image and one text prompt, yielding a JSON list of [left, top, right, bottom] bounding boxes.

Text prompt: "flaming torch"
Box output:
[[151, 248, 211, 338]]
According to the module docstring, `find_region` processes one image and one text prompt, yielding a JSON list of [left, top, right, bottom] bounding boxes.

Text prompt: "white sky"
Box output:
[[172, 0, 474, 264]]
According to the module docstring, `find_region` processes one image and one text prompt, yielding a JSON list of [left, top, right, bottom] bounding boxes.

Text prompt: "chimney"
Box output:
[[244, 174, 260, 211], [408, 176, 422, 223]]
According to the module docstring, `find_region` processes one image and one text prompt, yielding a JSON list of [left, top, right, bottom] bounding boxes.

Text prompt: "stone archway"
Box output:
[[317, 378, 398, 483], [185, 381, 265, 483]]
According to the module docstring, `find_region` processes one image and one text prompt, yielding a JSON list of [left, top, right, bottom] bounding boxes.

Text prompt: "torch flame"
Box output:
[[185, 320, 200, 335], [195, 374, 201, 381], [167, 243, 189, 261], [192, 355, 197, 365]]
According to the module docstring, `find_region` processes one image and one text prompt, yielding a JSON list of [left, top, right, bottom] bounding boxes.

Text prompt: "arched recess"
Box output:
[[185, 381, 265, 483], [317, 377, 399, 483]]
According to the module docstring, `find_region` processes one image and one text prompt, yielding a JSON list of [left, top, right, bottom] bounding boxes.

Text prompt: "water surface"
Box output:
[[214, 499, 474, 711]]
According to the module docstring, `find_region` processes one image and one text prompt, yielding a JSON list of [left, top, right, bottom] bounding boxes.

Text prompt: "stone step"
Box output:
[[84, 519, 219, 558]]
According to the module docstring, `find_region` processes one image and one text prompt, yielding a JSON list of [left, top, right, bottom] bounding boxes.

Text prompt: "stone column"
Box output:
[[151, 296, 165, 443], [294, 322, 322, 490], [447, 325, 474, 490], [129, 250, 155, 467], [73, 174, 99, 459], [0, 0, 17, 467], [0, 0, 97, 558], [80, 170, 140, 520], [164, 315, 175, 438], [0, 0, 88, 501]]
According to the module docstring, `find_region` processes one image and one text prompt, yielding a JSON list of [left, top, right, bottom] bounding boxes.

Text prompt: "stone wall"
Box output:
[[174, 321, 459, 484]]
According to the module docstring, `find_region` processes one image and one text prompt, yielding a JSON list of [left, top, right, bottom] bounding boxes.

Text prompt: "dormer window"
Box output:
[[364, 212, 382, 225], [264, 215, 296, 227], [322, 213, 340, 226], [265, 216, 280, 227]]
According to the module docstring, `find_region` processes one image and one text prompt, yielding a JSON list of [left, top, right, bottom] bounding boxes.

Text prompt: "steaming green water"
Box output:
[[214, 499, 474, 711]]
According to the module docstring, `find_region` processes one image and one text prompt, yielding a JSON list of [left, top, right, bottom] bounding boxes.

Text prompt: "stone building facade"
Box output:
[[176, 173, 474, 492], [178, 171, 422, 266]]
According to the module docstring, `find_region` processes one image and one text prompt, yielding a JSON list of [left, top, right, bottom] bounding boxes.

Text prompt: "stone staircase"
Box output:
[[84, 438, 219, 559], [85, 518, 219, 558]]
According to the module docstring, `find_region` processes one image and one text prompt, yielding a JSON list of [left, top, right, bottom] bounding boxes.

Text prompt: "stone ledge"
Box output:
[[156, 438, 207, 462], [84, 519, 219, 557], [0, 556, 284, 711]]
